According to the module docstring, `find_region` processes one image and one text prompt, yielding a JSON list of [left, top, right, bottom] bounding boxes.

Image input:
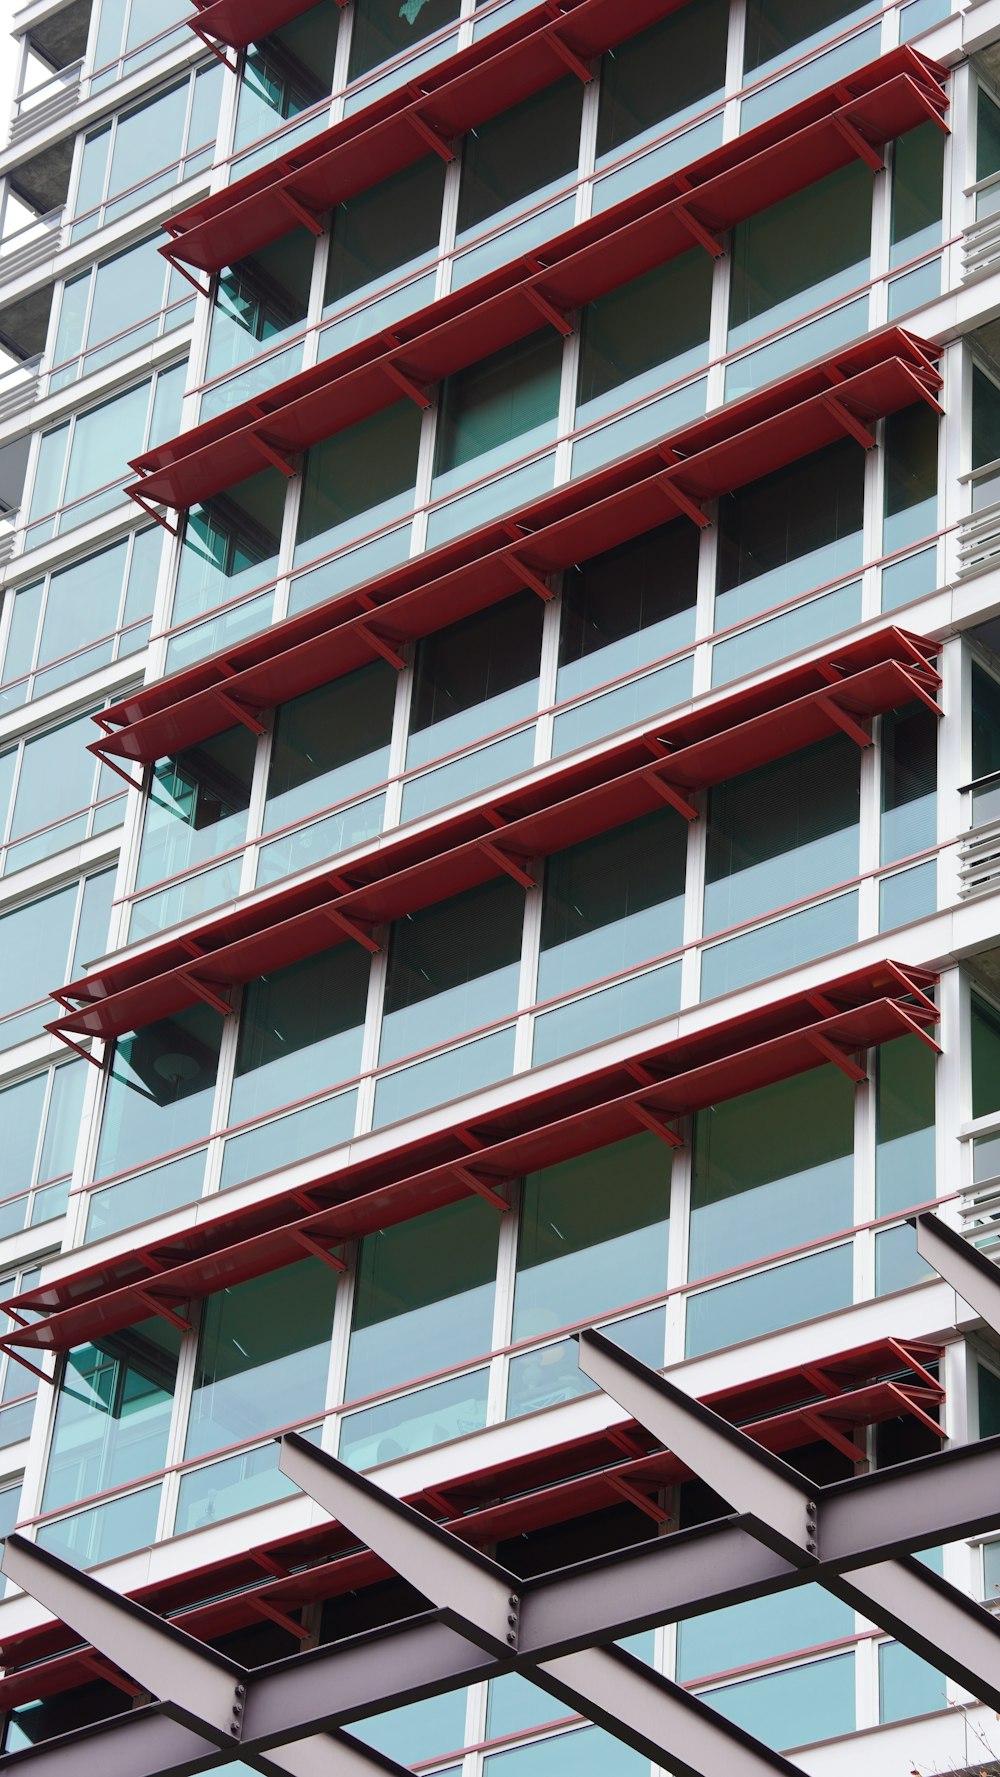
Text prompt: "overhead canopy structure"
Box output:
[[0, 1335, 944, 1705], [134, 48, 948, 514], [174, 0, 693, 253], [99, 328, 943, 768], [10, 959, 939, 1356], [2, 1216, 999, 1777]]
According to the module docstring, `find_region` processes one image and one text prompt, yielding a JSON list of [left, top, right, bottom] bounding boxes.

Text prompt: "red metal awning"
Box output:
[[188, 0, 344, 52], [174, 0, 694, 258], [0, 1334, 942, 1704], [68, 627, 941, 1044], [135, 47, 948, 514], [102, 328, 943, 769], [12, 959, 939, 1356]]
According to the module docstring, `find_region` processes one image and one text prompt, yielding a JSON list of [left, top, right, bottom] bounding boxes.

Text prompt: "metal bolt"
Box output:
[[235, 1684, 246, 1697], [506, 1632, 516, 1644], [509, 1595, 518, 1607], [508, 1614, 517, 1626], [806, 1539, 816, 1553], [229, 1724, 240, 1736]]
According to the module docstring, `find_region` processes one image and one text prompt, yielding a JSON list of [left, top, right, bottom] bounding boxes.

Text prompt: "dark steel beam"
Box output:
[[913, 1211, 1000, 1338]]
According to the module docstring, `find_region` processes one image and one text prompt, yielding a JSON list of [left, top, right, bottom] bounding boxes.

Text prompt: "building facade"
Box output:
[[1, 0, 1000, 1770]]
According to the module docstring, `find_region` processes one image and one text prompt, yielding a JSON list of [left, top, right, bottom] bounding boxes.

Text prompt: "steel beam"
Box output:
[[578, 1327, 1000, 1712], [1, 1535, 246, 1744], [913, 1211, 1000, 1337], [10, 1437, 1000, 1777], [279, 1434, 799, 1777], [576, 1328, 817, 1562], [278, 1434, 518, 1653]]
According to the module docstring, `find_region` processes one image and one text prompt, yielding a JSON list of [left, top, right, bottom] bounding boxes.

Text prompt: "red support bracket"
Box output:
[[2, 1346, 51, 1386], [643, 767, 699, 822], [133, 1287, 193, 1334], [671, 175, 725, 257], [322, 905, 381, 953], [45, 1023, 104, 1069], [251, 431, 298, 478], [805, 1029, 867, 1083], [452, 1162, 510, 1211], [179, 972, 232, 1017], [629, 1101, 684, 1146], [126, 483, 179, 535], [654, 473, 711, 528], [88, 745, 144, 791], [894, 358, 946, 417], [186, 19, 238, 72], [886, 1380, 947, 1440], [889, 1000, 943, 1052], [820, 393, 877, 450], [799, 1408, 865, 1465], [478, 836, 535, 889], [503, 550, 553, 600], [815, 691, 872, 748], [806, 991, 839, 1020], [355, 620, 406, 670], [159, 248, 213, 299], [831, 113, 885, 174], [78, 1653, 145, 1699], [278, 187, 326, 236], [252, 1596, 311, 1641], [523, 284, 574, 337], [382, 359, 434, 408], [290, 1230, 347, 1272], [605, 1472, 670, 1525], [212, 686, 268, 735], [544, 28, 593, 83], [406, 109, 457, 162]]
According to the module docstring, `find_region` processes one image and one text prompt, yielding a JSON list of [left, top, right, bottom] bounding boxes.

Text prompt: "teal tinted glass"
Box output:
[[186, 1261, 336, 1459], [485, 1724, 647, 1777], [972, 989, 1000, 1120], [434, 333, 563, 479], [96, 1005, 223, 1180], [716, 441, 864, 627], [704, 736, 860, 933], [979, 87, 1000, 184], [881, 702, 936, 865], [207, 232, 314, 381], [136, 726, 257, 891], [229, 946, 371, 1126], [346, 1196, 500, 1399], [973, 366, 1000, 471], [173, 474, 285, 629], [265, 663, 397, 834], [678, 1586, 852, 1682], [349, 0, 460, 82], [457, 78, 582, 236], [728, 162, 872, 351], [577, 252, 712, 422], [876, 1035, 935, 1218], [407, 591, 543, 768], [702, 1652, 855, 1750], [380, 877, 524, 1064], [325, 157, 446, 307], [884, 404, 938, 555], [973, 662, 1000, 787], [879, 1641, 947, 1723], [295, 403, 422, 559], [557, 520, 698, 704], [890, 123, 944, 266], [596, 0, 728, 158], [690, 1065, 855, 1278], [744, 0, 874, 74], [514, 1135, 670, 1344], [537, 810, 687, 1001], [42, 1318, 181, 1513]]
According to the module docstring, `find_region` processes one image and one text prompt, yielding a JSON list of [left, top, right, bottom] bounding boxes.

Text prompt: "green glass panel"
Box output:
[[174, 473, 285, 629], [348, 0, 460, 83], [295, 403, 421, 562], [537, 810, 686, 1002], [704, 736, 860, 934], [715, 440, 864, 629], [513, 1135, 669, 1344], [406, 591, 543, 769], [973, 662, 1000, 789], [1, 580, 42, 697], [346, 1196, 500, 1400], [744, 0, 874, 75], [266, 663, 396, 837], [325, 157, 445, 309], [38, 540, 128, 678], [883, 403, 938, 555], [72, 869, 115, 978], [881, 703, 936, 864], [380, 877, 524, 1065], [0, 883, 77, 1030], [978, 87, 1000, 184], [879, 1641, 947, 1723], [979, 1363, 1000, 1437], [972, 989, 1000, 1120], [678, 1587, 852, 1682], [96, 1005, 223, 1180], [728, 163, 872, 353], [234, 5, 337, 151], [557, 520, 698, 706], [686, 1242, 853, 1355], [27, 422, 69, 526], [8, 710, 98, 858], [972, 365, 1000, 472], [42, 1318, 181, 1513], [596, 0, 727, 159], [576, 252, 711, 425], [108, 81, 189, 204], [207, 232, 314, 384], [434, 332, 563, 480], [690, 1065, 855, 1280], [485, 1724, 647, 1777], [228, 947, 370, 1127], [186, 1262, 336, 1460], [63, 381, 148, 516], [136, 725, 257, 891], [876, 1036, 935, 1218], [457, 77, 582, 237], [701, 1652, 855, 1750], [890, 122, 944, 267], [0, 1074, 47, 1200]]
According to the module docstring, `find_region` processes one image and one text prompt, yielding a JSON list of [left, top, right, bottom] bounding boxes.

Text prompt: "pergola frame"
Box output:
[[2, 1211, 1000, 1777]]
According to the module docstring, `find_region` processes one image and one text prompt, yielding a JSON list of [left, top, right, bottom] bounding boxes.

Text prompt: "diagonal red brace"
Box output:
[[479, 836, 535, 889], [323, 905, 381, 953], [382, 359, 433, 408], [503, 551, 553, 599], [356, 620, 406, 670], [180, 972, 232, 1016], [212, 686, 268, 735], [406, 108, 457, 161], [279, 187, 326, 236], [815, 691, 872, 748], [126, 484, 179, 535], [159, 248, 212, 299], [654, 473, 710, 528], [805, 1029, 867, 1082], [643, 768, 699, 821], [452, 1162, 510, 1211], [251, 431, 297, 477], [523, 283, 574, 336], [821, 393, 877, 450], [544, 27, 592, 82], [629, 1101, 684, 1146], [290, 1230, 347, 1272], [832, 112, 884, 173]]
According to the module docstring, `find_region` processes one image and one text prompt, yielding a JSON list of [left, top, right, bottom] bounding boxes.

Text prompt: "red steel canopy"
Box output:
[[67, 627, 941, 1045], [188, 0, 345, 51], [173, 0, 693, 259], [101, 328, 943, 769], [0, 1334, 942, 1704], [134, 47, 948, 513], [13, 959, 939, 1356]]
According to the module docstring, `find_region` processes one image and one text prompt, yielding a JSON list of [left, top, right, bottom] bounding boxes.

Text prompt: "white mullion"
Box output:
[[513, 877, 542, 1073], [325, 1241, 358, 1455], [241, 720, 274, 894], [354, 940, 389, 1138], [486, 1174, 520, 1426], [856, 712, 880, 941], [410, 398, 439, 559], [723, 0, 747, 140], [575, 51, 600, 230], [30, 1065, 57, 1198], [679, 793, 706, 1012], [204, 988, 242, 1197], [0, 736, 24, 855], [533, 572, 562, 766], [155, 1298, 201, 1543], [664, 1139, 691, 1365], [384, 651, 415, 832], [852, 1052, 875, 1307]]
